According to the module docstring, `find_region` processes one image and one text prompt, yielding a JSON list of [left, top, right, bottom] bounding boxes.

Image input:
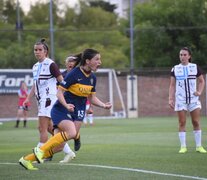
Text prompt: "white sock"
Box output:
[[63, 143, 73, 154], [193, 130, 202, 147], [37, 142, 44, 147], [178, 132, 186, 148], [88, 114, 93, 124]]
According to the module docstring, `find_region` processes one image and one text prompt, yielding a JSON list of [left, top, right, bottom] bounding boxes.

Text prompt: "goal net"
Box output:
[[94, 68, 126, 118]]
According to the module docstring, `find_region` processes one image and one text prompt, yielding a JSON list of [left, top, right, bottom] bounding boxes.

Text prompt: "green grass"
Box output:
[[0, 117, 207, 180]]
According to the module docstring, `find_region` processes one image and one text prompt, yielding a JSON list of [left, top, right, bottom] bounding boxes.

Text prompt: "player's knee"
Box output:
[[66, 130, 77, 139]]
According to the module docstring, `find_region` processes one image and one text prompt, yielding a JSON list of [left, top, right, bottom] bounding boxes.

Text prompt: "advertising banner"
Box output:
[[0, 69, 33, 94]]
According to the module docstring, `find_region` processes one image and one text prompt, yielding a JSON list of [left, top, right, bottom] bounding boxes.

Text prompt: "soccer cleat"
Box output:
[[74, 136, 81, 151], [179, 147, 187, 153], [196, 146, 207, 153], [59, 151, 76, 163], [33, 156, 53, 164], [19, 157, 38, 170], [33, 147, 44, 163], [43, 156, 53, 162]]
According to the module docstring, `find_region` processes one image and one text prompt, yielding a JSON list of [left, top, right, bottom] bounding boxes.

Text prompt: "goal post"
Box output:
[[96, 68, 126, 118]]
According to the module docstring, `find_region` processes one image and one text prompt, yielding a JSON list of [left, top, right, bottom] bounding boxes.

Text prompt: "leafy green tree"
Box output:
[[1, 0, 24, 25], [130, 0, 207, 68], [89, 1, 117, 13], [54, 30, 129, 69], [0, 0, 129, 69], [24, 1, 59, 26], [53, 1, 129, 69], [75, 5, 117, 29], [58, 7, 76, 28]]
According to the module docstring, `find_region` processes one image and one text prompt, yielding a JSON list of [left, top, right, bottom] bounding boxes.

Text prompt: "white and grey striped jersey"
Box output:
[[171, 63, 202, 104], [32, 58, 61, 101]]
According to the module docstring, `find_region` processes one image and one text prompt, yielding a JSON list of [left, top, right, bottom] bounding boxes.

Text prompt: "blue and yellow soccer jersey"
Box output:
[[51, 67, 97, 124], [60, 66, 96, 99]]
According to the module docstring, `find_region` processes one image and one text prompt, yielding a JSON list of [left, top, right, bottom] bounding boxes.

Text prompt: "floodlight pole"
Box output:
[[16, 0, 21, 43], [129, 0, 136, 110], [49, 0, 55, 60]]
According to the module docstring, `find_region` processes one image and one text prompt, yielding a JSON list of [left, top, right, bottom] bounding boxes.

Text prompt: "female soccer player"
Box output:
[[23, 38, 74, 163], [169, 47, 206, 154], [55, 55, 80, 163], [19, 48, 112, 170]]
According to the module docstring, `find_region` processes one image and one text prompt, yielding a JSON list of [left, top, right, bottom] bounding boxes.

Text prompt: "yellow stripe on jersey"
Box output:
[[60, 83, 94, 97]]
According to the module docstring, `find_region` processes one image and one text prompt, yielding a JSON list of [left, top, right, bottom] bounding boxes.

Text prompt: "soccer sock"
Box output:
[[43, 149, 54, 159], [88, 113, 93, 124], [63, 143, 73, 154], [37, 142, 44, 147], [24, 149, 54, 161], [193, 130, 202, 147], [40, 132, 68, 152], [15, 120, 20, 127], [75, 132, 80, 140], [23, 120, 27, 127], [178, 131, 186, 148]]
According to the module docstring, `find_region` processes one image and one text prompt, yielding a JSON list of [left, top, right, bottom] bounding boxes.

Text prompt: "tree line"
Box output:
[[1, 0, 207, 70]]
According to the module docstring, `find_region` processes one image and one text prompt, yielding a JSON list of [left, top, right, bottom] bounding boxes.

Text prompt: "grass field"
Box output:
[[0, 117, 207, 180]]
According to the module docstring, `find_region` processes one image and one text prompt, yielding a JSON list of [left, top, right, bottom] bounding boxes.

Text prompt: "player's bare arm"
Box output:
[[90, 94, 112, 109], [194, 74, 205, 96], [56, 87, 74, 112]]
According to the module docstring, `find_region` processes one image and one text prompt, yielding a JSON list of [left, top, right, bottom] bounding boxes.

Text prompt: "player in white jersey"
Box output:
[[23, 38, 75, 162], [169, 47, 206, 154]]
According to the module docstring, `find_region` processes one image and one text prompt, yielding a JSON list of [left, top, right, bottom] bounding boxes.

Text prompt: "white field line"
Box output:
[[0, 162, 207, 180]]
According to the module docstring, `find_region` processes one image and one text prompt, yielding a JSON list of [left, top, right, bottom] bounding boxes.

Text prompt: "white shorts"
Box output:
[[174, 100, 201, 112], [37, 96, 57, 118]]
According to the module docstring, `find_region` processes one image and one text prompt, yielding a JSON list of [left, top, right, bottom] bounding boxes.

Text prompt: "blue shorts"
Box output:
[[51, 103, 86, 126]]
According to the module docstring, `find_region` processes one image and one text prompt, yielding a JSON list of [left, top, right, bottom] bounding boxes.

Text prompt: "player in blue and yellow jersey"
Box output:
[[55, 54, 80, 163], [19, 48, 112, 170]]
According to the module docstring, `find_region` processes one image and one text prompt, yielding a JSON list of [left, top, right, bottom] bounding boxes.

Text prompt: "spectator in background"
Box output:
[[169, 47, 206, 154], [15, 81, 30, 128]]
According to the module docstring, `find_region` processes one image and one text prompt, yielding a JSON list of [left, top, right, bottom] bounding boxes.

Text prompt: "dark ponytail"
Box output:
[[74, 53, 82, 67], [40, 38, 49, 51]]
